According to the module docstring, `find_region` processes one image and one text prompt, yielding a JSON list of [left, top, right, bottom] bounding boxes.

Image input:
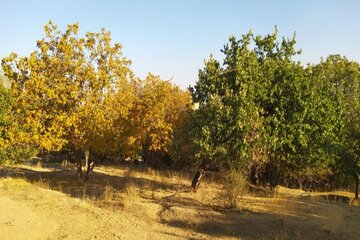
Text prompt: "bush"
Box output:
[[218, 170, 247, 208], [0, 144, 38, 164]]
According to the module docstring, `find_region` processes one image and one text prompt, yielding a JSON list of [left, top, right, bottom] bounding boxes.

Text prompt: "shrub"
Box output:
[[0, 144, 38, 164], [218, 170, 247, 208]]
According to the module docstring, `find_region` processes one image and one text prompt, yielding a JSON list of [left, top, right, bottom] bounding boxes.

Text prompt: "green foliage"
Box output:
[[2, 144, 38, 164], [311, 56, 360, 189], [189, 28, 344, 187], [189, 32, 261, 170]]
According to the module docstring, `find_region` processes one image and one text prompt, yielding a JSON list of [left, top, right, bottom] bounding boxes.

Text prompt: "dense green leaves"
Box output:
[[311, 56, 360, 196], [189, 29, 359, 197]]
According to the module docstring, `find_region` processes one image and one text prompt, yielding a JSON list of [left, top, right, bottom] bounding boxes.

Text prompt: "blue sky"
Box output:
[[1, 0, 359, 89]]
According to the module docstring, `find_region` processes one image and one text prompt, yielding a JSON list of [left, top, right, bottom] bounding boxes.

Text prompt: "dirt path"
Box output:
[[0, 196, 57, 239]]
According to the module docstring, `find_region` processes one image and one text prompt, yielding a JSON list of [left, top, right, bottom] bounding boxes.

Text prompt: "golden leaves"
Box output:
[[2, 20, 191, 161], [126, 74, 191, 154]]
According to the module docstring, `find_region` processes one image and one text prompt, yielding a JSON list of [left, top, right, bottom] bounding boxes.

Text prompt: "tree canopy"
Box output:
[[189, 29, 359, 197]]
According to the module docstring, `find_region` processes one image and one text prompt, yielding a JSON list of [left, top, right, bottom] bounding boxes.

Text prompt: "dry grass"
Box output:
[[1, 164, 359, 240], [102, 182, 118, 200], [33, 177, 51, 189], [270, 230, 289, 240], [124, 181, 141, 198], [0, 177, 30, 192]]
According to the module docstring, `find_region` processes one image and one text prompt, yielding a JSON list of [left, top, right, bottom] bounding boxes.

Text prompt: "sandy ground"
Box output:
[[0, 165, 359, 240], [0, 177, 207, 240]]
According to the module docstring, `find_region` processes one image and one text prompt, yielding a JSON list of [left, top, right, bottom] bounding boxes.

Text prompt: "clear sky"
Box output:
[[1, 0, 359, 89]]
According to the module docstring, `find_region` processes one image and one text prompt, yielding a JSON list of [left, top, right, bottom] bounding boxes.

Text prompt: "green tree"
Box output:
[[312, 55, 360, 199], [189, 32, 261, 172], [189, 28, 339, 190]]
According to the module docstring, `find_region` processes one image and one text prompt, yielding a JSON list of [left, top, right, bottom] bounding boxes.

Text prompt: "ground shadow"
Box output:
[[159, 206, 348, 240], [152, 188, 356, 239], [0, 165, 189, 200], [300, 194, 352, 204]]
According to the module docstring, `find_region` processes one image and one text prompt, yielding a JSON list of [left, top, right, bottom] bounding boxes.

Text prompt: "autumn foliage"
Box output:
[[1, 21, 191, 179]]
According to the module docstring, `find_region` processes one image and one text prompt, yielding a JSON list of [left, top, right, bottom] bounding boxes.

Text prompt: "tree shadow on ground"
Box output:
[[158, 205, 350, 240], [300, 194, 352, 204], [0, 165, 189, 200], [152, 190, 357, 239], [164, 211, 284, 239]]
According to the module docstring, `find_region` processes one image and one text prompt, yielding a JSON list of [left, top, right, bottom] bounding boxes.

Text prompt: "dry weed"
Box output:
[[216, 170, 247, 208], [270, 229, 289, 240], [120, 181, 142, 210], [125, 181, 140, 198], [103, 183, 118, 201], [33, 177, 50, 189]]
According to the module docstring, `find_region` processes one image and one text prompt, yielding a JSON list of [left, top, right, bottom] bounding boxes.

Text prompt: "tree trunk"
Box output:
[[84, 150, 90, 182], [255, 165, 260, 186], [191, 168, 205, 192], [355, 174, 359, 200], [191, 160, 206, 192], [62, 159, 68, 170], [76, 158, 83, 180]]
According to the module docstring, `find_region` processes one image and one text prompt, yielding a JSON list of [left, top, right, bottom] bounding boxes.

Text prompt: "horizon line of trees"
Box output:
[[0, 21, 359, 199]]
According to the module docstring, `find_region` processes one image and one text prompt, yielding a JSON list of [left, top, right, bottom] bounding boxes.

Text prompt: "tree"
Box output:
[[127, 74, 192, 166], [312, 55, 360, 199], [2, 21, 133, 180], [189, 33, 261, 173], [189, 28, 338, 190]]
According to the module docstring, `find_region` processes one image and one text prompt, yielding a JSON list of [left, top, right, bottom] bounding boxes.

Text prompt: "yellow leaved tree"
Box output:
[[2, 21, 134, 180], [127, 74, 192, 166]]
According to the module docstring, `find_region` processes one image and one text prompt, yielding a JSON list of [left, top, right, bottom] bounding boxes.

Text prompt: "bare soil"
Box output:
[[0, 164, 359, 240]]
